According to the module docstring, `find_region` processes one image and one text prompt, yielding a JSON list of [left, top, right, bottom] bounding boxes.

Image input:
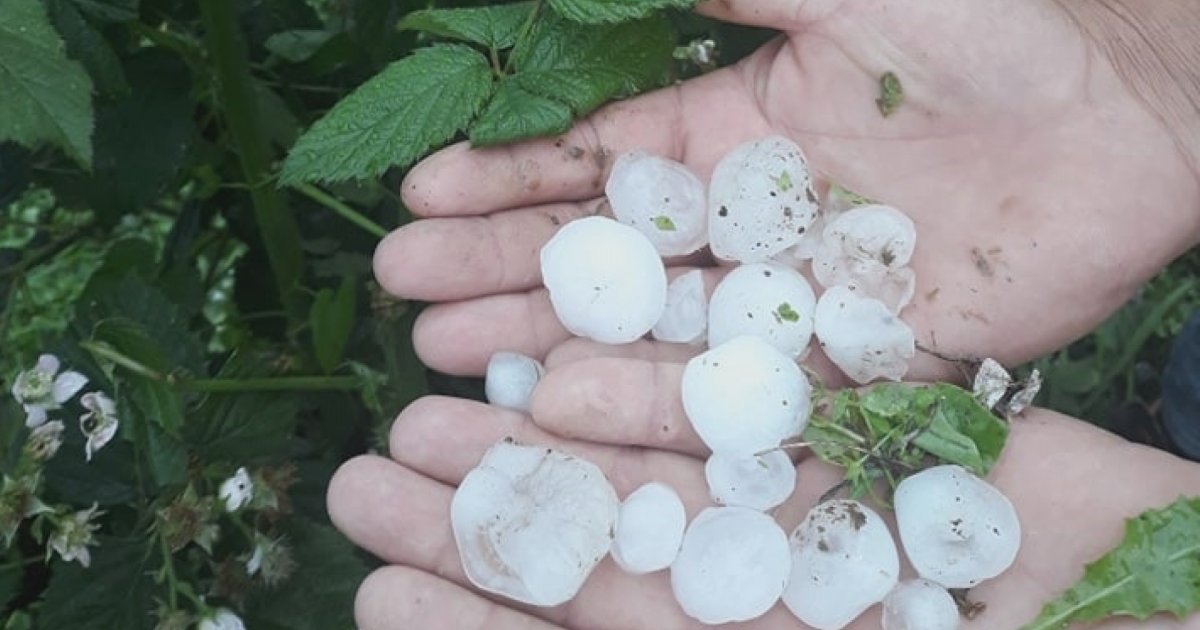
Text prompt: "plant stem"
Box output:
[[199, 1, 305, 328], [293, 183, 388, 239], [158, 532, 179, 610], [503, 0, 541, 75]]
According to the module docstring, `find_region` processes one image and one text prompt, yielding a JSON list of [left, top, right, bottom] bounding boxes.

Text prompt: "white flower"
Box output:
[[219, 468, 253, 513], [48, 503, 102, 568], [25, 420, 65, 461], [198, 608, 245, 630], [245, 542, 264, 576], [79, 392, 119, 462], [10, 354, 88, 428]]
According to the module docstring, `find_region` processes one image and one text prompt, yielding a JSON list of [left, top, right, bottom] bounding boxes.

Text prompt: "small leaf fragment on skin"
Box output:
[[876, 71, 904, 118], [776, 170, 793, 192], [653, 215, 677, 231], [775, 302, 800, 323], [1022, 497, 1200, 630]]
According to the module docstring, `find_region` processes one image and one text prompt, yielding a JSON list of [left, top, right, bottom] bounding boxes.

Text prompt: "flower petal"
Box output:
[[52, 372, 89, 404], [24, 404, 48, 428], [84, 419, 119, 462], [35, 354, 60, 375]]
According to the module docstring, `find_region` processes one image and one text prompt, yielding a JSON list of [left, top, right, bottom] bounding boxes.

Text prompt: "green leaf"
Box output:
[[68, 0, 137, 23], [264, 28, 337, 63], [653, 215, 677, 231], [774, 302, 799, 323], [547, 0, 694, 24], [398, 3, 533, 49], [910, 384, 1009, 476], [876, 71, 904, 117], [43, 425, 139, 505], [281, 44, 493, 184], [244, 519, 371, 630], [0, 558, 21, 612], [39, 537, 157, 630], [510, 13, 674, 116], [184, 353, 300, 464], [469, 79, 572, 146], [1023, 497, 1200, 629], [47, 0, 129, 96], [310, 277, 357, 374], [0, 0, 95, 166]]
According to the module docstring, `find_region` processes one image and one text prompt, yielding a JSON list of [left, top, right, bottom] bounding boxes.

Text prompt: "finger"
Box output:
[[374, 200, 600, 301], [401, 67, 769, 217], [543, 337, 701, 370], [355, 566, 563, 630], [695, 0, 828, 28]]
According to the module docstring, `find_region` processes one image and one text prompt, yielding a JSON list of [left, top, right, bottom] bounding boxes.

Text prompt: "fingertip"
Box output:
[[400, 142, 473, 217], [327, 455, 391, 537]]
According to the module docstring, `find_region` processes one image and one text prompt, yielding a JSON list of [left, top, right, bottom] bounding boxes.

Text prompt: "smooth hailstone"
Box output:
[[450, 439, 619, 607], [651, 270, 707, 345], [882, 579, 959, 630], [894, 465, 1021, 589], [681, 336, 812, 457], [606, 151, 708, 257], [812, 205, 917, 313], [611, 482, 687, 575], [814, 286, 915, 384], [670, 506, 791, 624], [540, 216, 667, 344], [708, 136, 819, 263], [707, 262, 816, 359], [484, 351, 545, 413], [704, 449, 796, 511], [782, 500, 900, 630]]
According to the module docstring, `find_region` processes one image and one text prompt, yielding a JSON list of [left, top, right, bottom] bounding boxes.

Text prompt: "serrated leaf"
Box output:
[[510, 13, 674, 116], [184, 353, 299, 464], [39, 537, 157, 630], [68, 0, 137, 23], [0, 0, 95, 167], [310, 277, 357, 374], [47, 0, 129, 96], [398, 3, 533, 50], [1023, 497, 1200, 629], [280, 44, 493, 184], [469, 79, 572, 146], [547, 0, 694, 24], [264, 28, 337, 63]]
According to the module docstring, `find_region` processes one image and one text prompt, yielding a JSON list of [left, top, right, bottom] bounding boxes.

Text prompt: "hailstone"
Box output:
[[450, 439, 619, 607], [651, 270, 707, 344], [610, 482, 687, 575], [894, 465, 1021, 589], [882, 579, 959, 630], [704, 449, 796, 511], [782, 500, 900, 630], [484, 351, 545, 413], [606, 152, 708, 256], [707, 262, 816, 359], [708, 136, 819, 263], [540, 216, 667, 344], [681, 336, 811, 457], [670, 507, 791, 624], [812, 205, 917, 313], [814, 286, 915, 384]]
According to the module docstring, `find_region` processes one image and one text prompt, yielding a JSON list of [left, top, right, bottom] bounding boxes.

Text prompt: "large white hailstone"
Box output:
[[812, 205, 917, 313], [708, 136, 819, 263], [651, 270, 707, 344], [782, 500, 900, 630], [484, 351, 544, 413], [708, 263, 816, 359], [681, 336, 812, 457], [540, 216, 667, 344], [775, 212, 828, 267], [606, 152, 708, 257], [610, 482, 687, 575], [450, 439, 619, 606], [814, 286, 915, 384], [882, 579, 960, 630], [670, 507, 791, 624], [704, 450, 796, 511], [894, 465, 1021, 589]]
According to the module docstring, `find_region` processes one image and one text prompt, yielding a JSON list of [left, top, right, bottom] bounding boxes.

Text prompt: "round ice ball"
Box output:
[[450, 439, 619, 607], [485, 351, 545, 413], [670, 506, 791, 624], [882, 579, 959, 630], [705, 449, 797, 511], [708, 262, 816, 359], [812, 205, 917, 313], [610, 482, 687, 575], [652, 270, 707, 345], [606, 151, 708, 257], [814, 286, 915, 384], [540, 216, 667, 344]]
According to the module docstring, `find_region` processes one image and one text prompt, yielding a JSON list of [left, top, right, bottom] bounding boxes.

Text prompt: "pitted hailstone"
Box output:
[[651, 270, 707, 345], [605, 151, 708, 257], [708, 136, 819, 263], [705, 449, 796, 511], [894, 465, 1021, 589], [782, 500, 900, 630], [450, 439, 619, 607], [681, 336, 812, 457], [610, 482, 686, 575], [812, 205, 917, 313], [814, 286, 915, 384], [484, 351, 545, 413], [540, 216, 667, 344], [707, 262, 816, 359], [882, 579, 960, 630], [670, 506, 791, 624]]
